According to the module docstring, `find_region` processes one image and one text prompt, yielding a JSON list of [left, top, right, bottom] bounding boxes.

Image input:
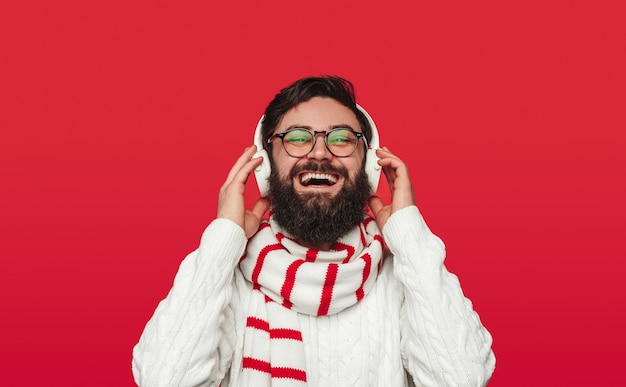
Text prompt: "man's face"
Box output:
[[270, 97, 366, 196], [268, 97, 371, 248]]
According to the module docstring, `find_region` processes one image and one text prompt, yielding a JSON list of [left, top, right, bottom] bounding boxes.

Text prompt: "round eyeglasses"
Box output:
[[267, 127, 368, 158]]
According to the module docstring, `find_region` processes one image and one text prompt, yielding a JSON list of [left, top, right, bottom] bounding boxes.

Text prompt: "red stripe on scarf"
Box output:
[[355, 253, 372, 301], [248, 316, 302, 340], [372, 234, 384, 246], [242, 357, 271, 373], [331, 241, 355, 263], [272, 367, 307, 381], [270, 328, 303, 341], [246, 316, 269, 332], [305, 249, 318, 262], [317, 263, 339, 316], [242, 358, 307, 382], [252, 244, 283, 283], [280, 259, 306, 309], [279, 248, 317, 308]]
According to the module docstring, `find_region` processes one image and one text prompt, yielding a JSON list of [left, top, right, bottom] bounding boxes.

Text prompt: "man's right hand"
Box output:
[[217, 145, 270, 239]]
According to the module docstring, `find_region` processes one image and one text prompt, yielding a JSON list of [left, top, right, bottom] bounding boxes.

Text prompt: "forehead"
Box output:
[[277, 97, 361, 132]]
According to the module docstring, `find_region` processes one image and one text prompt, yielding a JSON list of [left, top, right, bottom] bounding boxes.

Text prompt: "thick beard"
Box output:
[[268, 160, 372, 248]]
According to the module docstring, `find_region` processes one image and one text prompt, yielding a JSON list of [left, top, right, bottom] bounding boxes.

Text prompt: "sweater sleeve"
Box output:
[[383, 206, 496, 387], [132, 218, 248, 387]]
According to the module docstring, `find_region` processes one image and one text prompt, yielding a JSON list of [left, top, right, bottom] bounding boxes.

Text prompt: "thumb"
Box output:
[[251, 197, 271, 220], [368, 196, 384, 217]]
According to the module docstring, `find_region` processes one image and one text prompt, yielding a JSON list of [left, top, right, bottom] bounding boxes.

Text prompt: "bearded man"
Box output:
[[132, 76, 495, 386]]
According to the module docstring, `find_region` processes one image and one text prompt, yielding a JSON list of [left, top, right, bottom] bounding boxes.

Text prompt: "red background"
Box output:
[[1, 1, 624, 385]]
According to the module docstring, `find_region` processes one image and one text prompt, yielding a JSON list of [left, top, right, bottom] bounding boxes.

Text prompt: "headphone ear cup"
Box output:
[[365, 148, 381, 194], [253, 149, 271, 197]]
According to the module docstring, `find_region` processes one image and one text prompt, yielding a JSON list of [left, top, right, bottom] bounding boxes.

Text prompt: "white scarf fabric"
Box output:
[[238, 215, 384, 386]]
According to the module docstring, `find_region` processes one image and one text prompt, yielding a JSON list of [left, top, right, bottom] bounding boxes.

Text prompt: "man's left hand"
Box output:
[[367, 147, 415, 231]]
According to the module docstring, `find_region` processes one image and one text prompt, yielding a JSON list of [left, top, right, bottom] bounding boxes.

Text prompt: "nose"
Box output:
[[306, 131, 332, 161]]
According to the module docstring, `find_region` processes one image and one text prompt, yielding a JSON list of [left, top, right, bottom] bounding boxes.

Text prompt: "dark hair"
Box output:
[[260, 76, 372, 156]]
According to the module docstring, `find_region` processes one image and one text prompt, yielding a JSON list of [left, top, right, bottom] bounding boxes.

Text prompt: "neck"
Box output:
[[297, 240, 334, 251]]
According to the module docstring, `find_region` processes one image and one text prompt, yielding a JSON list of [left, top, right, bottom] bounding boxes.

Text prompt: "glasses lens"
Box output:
[[327, 129, 358, 156], [283, 129, 314, 157]]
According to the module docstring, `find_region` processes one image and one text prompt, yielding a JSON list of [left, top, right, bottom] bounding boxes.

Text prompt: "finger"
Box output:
[[377, 148, 405, 178], [223, 145, 259, 186], [378, 165, 394, 195], [377, 156, 409, 180], [376, 148, 402, 169], [224, 154, 264, 194], [376, 146, 399, 158], [251, 197, 271, 220], [224, 145, 259, 185], [378, 159, 399, 188]]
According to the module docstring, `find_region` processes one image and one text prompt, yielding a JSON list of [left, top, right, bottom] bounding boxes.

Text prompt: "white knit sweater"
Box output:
[[132, 206, 495, 386]]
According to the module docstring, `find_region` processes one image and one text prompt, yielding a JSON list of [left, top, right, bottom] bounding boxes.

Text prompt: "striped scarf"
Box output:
[[238, 215, 384, 386]]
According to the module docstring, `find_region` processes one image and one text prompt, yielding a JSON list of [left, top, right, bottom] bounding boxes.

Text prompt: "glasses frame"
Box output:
[[267, 127, 369, 158]]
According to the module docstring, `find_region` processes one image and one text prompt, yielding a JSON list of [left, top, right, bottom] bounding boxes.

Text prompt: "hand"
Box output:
[[367, 147, 415, 231], [217, 145, 270, 238]]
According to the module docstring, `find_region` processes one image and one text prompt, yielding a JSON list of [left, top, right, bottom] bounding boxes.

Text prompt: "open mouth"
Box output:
[[299, 172, 339, 186]]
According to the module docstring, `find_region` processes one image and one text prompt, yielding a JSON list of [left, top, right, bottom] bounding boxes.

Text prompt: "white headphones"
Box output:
[[253, 104, 381, 197]]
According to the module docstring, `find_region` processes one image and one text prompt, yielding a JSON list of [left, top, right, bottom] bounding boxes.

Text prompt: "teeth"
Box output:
[[300, 172, 338, 185]]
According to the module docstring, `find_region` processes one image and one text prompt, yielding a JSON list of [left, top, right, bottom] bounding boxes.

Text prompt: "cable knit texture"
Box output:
[[132, 206, 495, 386]]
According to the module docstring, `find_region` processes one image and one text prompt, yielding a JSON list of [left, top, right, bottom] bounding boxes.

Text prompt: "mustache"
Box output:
[[288, 161, 349, 180]]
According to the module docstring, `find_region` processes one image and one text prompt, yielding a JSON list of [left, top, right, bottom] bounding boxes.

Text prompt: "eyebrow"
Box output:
[[284, 124, 358, 131]]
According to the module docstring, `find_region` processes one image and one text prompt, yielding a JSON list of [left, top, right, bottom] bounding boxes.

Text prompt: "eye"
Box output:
[[328, 129, 356, 145], [283, 130, 312, 145]]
